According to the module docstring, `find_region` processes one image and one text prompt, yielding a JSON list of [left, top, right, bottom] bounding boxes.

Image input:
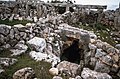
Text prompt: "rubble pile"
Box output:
[[0, 14, 119, 78], [0, 0, 120, 79]]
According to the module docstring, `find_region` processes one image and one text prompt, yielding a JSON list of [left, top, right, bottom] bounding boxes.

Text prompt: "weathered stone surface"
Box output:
[[107, 48, 119, 54], [115, 44, 120, 50], [0, 69, 4, 74], [23, 32, 27, 39], [9, 14, 14, 21], [0, 34, 5, 45], [10, 43, 28, 56], [9, 29, 15, 39], [13, 67, 35, 79], [20, 32, 25, 37], [95, 40, 104, 49], [29, 51, 48, 61], [14, 34, 20, 40], [53, 76, 63, 79], [8, 39, 18, 47], [0, 4, 120, 79], [33, 16, 38, 22], [89, 57, 97, 68], [29, 51, 60, 67], [81, 68, 112, 79], [0, 24, 11, 35], [79, 31, 90, 45], [57, 61, 80, 77], [49, 68, 59, 76], [27, 37, 46, 52], [1, 44, 11, 49], [0, 58, 17, 66], [89, 44, 97, 57], [75, 76, 82, 79], [13, 24, 26, 28], [95, 49, 107, 58], [13, 28, 19, 35], [94, 60, 110, 73], [117, 70, 120, 77]]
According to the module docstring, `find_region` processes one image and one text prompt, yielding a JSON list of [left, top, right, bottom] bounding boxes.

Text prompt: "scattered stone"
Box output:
[[0, 58, 17, 66], [75, 76, 82, 79], [81, 68, 112, 79], [29, 51, 48, 61], [117, 70, 120, 77], [0, 24, 11, 35], [10, 43, 28, 56], [57, 61, 80, 77], [29, 51, 60, 67], [107, 47, 119, 54], [53, 76, 63, 79], [95, 61, 110, 73], [13, 67, 35, 79], [95, 49, 107, 58], [34, 16, 38, 22], [2, 44, 11, 49], [9, 29, 15, 39], [49, 68, 59, 76], [115, 44, 120, 50], [13, 24, 25, 28], [0, 34, 5, 45], [0, 69, 4, 74], [27, 37, 46, 52], [9, 14, 14, 21]]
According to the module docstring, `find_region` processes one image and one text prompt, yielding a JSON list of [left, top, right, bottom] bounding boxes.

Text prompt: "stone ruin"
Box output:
[[0, 0, 120, 79], [0, 0, 120, 30]]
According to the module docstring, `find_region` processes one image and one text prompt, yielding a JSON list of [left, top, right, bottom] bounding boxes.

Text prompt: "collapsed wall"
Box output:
[[0, 19, 120, 78], [0, 2, 120, 79]]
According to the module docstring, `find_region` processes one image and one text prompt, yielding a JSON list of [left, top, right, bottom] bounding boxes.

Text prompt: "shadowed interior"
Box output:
[[60, 39, 84, 64]]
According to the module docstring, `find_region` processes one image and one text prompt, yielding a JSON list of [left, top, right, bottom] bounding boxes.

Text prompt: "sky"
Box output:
[[0, 0, 120, 10], [43, 0, 120, 10]]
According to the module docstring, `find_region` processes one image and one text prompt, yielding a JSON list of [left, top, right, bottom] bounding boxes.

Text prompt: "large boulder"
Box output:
[[81, 68, 112, 79], [13, 67, 35, 79], [29, 51, 60, 67], [94, 48, 119, 73], [27, 37, 46, 52], [57, 61, 81, 77]]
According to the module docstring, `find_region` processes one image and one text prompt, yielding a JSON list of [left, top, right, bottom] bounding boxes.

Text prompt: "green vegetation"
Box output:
[[0, 49, 12, 58], [0, 50, 53, 79], [79, 23, 119, 46], [0, 19, 32, 26]]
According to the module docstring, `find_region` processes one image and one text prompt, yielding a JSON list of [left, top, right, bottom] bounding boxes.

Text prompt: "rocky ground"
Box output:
[[0, 11, 120, 79]]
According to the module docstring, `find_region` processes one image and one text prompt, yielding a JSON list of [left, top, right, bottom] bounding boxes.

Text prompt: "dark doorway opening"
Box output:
[[55, 6, 74, 14], [60, 39, 83, 64]]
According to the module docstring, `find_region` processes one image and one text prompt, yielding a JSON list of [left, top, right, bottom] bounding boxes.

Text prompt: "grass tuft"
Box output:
[[0, 19, 32, 26], [0, 51, 53, 79]]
